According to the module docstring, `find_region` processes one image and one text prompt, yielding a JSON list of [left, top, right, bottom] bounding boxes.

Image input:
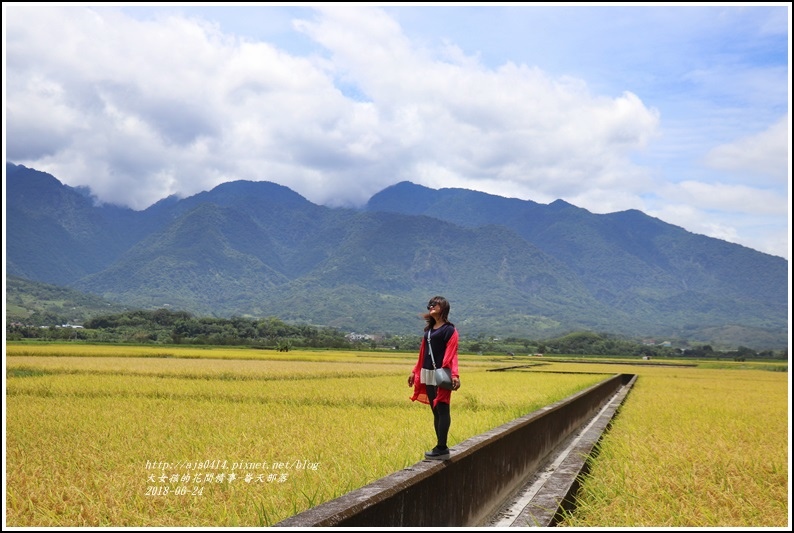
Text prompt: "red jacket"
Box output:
[[410, 327, 459, 407]]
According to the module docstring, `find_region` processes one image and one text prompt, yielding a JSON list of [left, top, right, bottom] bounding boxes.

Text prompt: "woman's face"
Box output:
[[427, 300, 441, 317]]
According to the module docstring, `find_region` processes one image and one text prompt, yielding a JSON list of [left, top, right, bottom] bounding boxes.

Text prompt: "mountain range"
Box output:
[[5, 162, 789, 349]]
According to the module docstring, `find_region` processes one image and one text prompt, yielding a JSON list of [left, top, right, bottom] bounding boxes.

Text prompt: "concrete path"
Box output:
[[482, 380, 633, 527]]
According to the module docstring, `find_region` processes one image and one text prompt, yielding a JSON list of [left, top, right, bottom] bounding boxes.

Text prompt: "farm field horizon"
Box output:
[[4, 343, 790, 527]]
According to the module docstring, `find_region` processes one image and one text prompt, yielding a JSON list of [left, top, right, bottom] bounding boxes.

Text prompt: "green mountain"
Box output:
[[5, 163, 789, 348], [5, 275, 132, 326], [367, 182, 788, 330]]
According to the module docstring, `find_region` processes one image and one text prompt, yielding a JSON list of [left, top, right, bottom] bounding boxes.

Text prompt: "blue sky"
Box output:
[[3, 3, 791, 259]]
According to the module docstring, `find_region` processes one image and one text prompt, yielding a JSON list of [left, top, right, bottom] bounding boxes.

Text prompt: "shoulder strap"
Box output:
[[427, 329, 438, 369]]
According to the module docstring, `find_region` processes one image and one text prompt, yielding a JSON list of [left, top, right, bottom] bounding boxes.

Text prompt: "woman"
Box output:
[[408, 296, 461, 460]]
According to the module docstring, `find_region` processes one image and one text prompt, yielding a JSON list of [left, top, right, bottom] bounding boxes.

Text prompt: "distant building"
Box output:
[[346, 332, 374, 342]]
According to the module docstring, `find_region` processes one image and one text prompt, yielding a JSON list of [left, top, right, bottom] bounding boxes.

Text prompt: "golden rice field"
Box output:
[[4, 344, 789, 527], [552, 361, 790, 528], [5, 343, 606, 527]]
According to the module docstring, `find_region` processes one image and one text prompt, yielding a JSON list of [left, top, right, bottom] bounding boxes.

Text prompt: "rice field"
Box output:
[[5, 343, 607, 527], [552, 361, 790, 527]]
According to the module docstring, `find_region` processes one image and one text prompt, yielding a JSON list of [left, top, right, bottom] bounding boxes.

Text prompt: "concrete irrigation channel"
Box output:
[[276, 372, 637, 527]]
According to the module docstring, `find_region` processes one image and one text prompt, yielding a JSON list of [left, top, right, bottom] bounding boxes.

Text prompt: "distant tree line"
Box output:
[[6, 308, 787, 360], [406, 330, 785, 360], [533, 331, 785, 361], [7, 308, 351, 350]]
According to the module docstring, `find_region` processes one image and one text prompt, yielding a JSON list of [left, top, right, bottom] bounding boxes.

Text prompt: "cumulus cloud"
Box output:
[[5, 5, 660, 210], [4, 5, 789, 259], [704, 114, 790, 184]]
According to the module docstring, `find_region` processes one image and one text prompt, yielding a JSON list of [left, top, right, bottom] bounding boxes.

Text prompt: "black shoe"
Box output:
[[424, 447, 450, 460]]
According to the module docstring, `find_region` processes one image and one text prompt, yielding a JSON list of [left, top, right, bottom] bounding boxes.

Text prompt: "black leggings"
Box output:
[[426, 385, 451, 449]]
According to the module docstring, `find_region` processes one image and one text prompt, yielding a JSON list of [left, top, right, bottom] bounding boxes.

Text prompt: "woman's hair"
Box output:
[[424, 295, 453, 330]]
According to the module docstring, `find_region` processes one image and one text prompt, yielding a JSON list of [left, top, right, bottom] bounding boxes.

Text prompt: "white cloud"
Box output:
[[649, 202, 789, 259], [665, 180, 788, 216], [645, 177, 789, 259], [704, 114, 790, 184], [4, 4, 789, 259]]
